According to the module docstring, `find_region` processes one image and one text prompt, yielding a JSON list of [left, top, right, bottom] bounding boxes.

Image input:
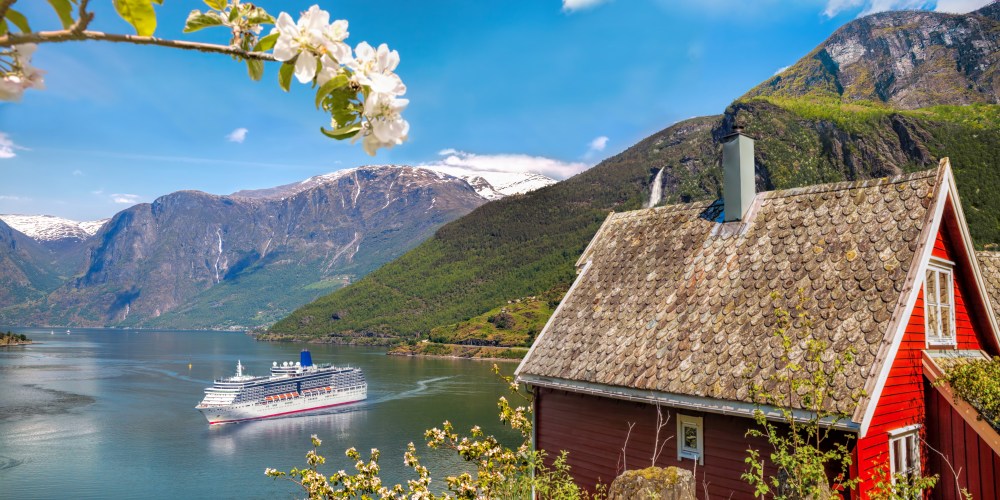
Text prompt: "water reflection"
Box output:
[[207, 404, 365, 456]]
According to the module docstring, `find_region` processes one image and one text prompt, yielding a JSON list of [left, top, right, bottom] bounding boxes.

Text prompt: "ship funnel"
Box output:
[[300, 350, 313, 367]]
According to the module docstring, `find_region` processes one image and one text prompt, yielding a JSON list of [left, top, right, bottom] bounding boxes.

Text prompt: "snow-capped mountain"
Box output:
[[0, 214, 108, 243], [420, 167, 556, 200], [233, 165, 557, 202]]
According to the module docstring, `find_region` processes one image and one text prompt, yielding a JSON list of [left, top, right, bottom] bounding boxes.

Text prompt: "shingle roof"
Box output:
[[975, 251, 1000, 319], [518, 167, 943, 418]]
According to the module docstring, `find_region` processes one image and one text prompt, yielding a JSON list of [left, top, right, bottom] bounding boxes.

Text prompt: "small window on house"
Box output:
[[925, 263, 955, 346], [888, 426, 921, 486], [676, 414, 703, 465]]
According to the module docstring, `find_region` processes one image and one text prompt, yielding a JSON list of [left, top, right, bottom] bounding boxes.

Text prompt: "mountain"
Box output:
[[269, 5, 1000, 341], [745, 4, 999, 108], [0, 214, 107, 248], [232, 166, 556, 202], [4, 166, 491, 329], [0, 218, 64, 310]]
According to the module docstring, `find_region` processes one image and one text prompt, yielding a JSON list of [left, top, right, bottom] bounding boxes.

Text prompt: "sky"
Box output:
[[0, 0, 992, 221]]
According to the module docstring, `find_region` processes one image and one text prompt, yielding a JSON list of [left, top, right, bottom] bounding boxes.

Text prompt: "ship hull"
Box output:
[[198, 387, 366, 425]]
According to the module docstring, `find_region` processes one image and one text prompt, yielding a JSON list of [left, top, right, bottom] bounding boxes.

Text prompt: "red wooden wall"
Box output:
[[537, 387, 781, 499], [925, 384, 1000, 500], [854, 223, 990, 497]]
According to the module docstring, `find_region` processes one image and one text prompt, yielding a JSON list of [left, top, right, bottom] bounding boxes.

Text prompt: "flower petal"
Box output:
[[294, 52, 318, 83], [272, 37, 299, 62], [275, 12, 297, 35]]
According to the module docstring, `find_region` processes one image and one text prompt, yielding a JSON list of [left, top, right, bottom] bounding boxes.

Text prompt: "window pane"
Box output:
[[939, 270, 949, 305], [892, 439, 904, 475], [942, 304, 953, 339], [907, 435, 920, 473], [926, 270, 937, 306], [683, 424, 698, 450], [927, 300, 939, 338]]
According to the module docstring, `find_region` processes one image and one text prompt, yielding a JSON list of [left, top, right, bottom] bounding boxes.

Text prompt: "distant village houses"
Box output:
[[516, 129, 1000, 498]]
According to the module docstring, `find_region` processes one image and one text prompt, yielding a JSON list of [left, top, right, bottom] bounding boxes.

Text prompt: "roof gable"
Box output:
[[518, 165, 945, 421]]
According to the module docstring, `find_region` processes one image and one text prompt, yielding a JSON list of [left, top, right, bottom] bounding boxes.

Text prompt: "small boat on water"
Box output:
[[195, 350, 367, 425]]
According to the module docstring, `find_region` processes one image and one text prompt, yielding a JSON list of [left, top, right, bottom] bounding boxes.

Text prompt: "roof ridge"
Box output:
[[763, 167, 938, 200]]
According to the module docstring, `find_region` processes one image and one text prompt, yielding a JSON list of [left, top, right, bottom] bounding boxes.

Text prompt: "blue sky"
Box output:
[[0, 0, 991, 220]]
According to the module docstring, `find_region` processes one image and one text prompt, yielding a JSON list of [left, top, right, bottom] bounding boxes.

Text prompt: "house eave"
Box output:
[[518, 374, 861, 432]]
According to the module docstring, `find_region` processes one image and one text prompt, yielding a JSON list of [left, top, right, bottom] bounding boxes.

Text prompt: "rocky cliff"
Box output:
[[745, 4, 999, 108]]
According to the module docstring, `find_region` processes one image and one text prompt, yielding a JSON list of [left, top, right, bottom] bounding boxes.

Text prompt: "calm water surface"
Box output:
[[0, 328, 516, 499]]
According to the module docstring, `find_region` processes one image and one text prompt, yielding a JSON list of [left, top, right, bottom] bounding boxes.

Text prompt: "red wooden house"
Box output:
[[515, 129, 1000, 498]]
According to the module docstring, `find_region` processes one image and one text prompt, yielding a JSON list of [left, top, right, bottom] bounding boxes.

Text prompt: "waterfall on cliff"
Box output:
[[647, 168, 664, 208]]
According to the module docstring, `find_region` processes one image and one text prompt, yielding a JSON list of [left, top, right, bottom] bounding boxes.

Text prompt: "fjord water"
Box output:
[[0, 329, 514, 499]]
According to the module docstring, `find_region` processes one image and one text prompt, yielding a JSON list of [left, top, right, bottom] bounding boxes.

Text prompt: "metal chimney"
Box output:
[[722, 125, 755, 222]]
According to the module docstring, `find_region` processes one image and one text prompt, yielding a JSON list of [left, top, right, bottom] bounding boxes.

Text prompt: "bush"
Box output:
[[942, 356, 1000, 432]]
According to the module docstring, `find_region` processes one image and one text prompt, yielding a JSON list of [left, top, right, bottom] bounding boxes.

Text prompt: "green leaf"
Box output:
[[246, 59, 264, 82], [253, 33, 279, 52], [6, 9, 30, 33], [0, 20, 7, 37], [183, 10, 224, 33], [320, 124, 362, 141], [203, 0, 226, 9], [278, 61, 295, 92], [46, 0, 75, 29], [314, 75, 349, 109], [246, 7, 274, 26], [113, 0, 157, 36]]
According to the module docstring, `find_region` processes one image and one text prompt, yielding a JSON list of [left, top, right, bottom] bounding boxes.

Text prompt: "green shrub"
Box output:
[[942, 356, 1000, 432]]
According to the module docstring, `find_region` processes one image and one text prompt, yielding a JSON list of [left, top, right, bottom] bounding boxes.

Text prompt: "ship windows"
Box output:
[[925, 261, 955, 346], [676, 414, 703, 465]]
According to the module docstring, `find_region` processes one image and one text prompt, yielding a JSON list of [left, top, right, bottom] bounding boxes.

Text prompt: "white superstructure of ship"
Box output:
[[196, 350, 366, 425]]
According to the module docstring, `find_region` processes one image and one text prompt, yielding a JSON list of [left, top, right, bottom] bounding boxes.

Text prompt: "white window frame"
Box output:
[[925, 259, 956, 347], [676, 414, 703, 465], [888, 425, 921, 485]]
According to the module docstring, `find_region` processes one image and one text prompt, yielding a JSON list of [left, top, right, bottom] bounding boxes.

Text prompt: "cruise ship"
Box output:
[[196, 350, 366, 425]]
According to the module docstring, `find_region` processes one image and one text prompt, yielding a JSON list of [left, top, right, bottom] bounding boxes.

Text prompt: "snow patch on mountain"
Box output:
[[0, 214, 108, 242], [421, 166, 556, 200], [232, 164, 556, 202]]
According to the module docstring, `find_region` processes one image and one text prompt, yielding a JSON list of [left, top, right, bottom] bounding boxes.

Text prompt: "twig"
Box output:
[[0, 30, 276, 61], [922, 437, 970, 500], [618, 421, 635, 475], [70, 0, 94, 34], [650, 404, 672, 466]]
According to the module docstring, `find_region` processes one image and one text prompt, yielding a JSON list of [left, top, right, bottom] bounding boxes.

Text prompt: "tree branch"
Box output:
[[0, 29, 277, 61]]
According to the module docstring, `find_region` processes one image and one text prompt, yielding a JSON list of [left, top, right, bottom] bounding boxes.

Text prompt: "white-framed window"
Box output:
[[676, 414, 703, 465], [888, 425, 921, 485], [925, 261, 956, 346]]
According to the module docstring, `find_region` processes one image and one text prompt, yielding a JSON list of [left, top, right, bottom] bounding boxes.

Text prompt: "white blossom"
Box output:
[[349, 42, 405, 96], [357, 92, 409, 156], [0, 44, 45, 102], [271, 6, 330, 83]]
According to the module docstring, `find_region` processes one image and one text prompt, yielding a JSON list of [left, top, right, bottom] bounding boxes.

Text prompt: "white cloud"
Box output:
[[588, 136, 609, 153], [824, 0, 931, 17], [111, 193, 141, 204], [0, 195, 31, 201], [424, 149, 588, 180], [934, 0, 993, 12], [0, 132, 26, 159], [562, 0, 610, 12], [73, 169, 84, 176], [774, 65, 791, 75], [226, 127, 249, 143]]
